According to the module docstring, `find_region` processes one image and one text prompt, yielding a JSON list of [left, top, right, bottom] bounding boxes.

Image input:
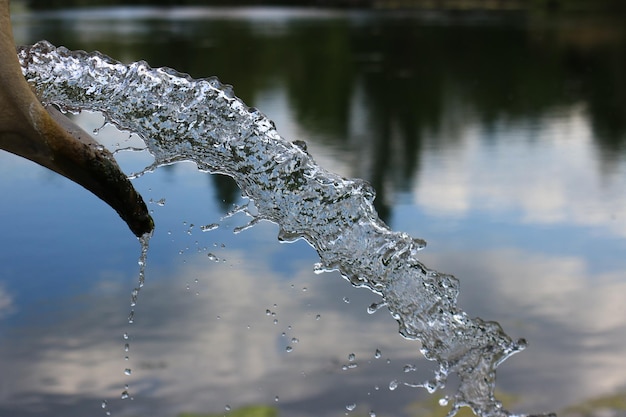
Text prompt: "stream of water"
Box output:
[[18, 40, 552, 417]]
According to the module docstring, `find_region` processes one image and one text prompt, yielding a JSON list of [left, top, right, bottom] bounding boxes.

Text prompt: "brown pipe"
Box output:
[[0, 0, 153, 237]]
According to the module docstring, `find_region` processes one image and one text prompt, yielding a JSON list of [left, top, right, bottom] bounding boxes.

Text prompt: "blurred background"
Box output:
[[1, 1, 625, 417]]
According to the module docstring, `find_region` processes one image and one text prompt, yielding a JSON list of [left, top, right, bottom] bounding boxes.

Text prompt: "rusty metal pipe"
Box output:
[[0, 0, 153, 237]]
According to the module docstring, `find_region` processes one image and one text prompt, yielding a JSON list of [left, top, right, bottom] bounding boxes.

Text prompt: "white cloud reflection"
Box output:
[[413, 104, 626, 237], [0, 283, 14, 319]]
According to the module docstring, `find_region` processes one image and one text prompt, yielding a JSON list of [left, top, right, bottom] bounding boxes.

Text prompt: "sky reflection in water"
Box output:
[[1, 6, 626, 417]]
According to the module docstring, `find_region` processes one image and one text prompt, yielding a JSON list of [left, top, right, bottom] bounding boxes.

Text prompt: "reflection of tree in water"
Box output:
[[22, 12, 625, 211], [211, 174, 241, 211]]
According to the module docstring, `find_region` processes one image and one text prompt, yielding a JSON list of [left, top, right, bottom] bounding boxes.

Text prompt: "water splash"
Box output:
[[18, 41, 552, 417]]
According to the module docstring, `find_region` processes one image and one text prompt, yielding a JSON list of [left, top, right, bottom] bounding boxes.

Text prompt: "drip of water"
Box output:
[[18, 41, 553, 417]]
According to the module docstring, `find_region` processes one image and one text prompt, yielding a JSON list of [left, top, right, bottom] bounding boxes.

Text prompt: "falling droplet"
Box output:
[[346, 403, 356, 411], [123, 332, 129, 340], [343, 297, 350, 303], [121, 391, 130, 400], [124, 343, 129, 352], [374, 349, 382, 359], [315, 314, 321, 320], [225, 405, 231, 411], [265, 309, 272, 315], [348, 353, 356, 362], [207, 253, 219, 262], [200, 223, 219, 232], [127, 310, 135, 324], [403, 364, 416, 373], [285, 346, 293, 353], [439, 396, 449, 406], [274, 396, 279, 402], [291, 337, 299, 344], [367, 301, 387, 314], [124, 368, 132, 376], [369, 411, 377, 417], [101, 400, 107, 409], [389, 380, 398, 391]]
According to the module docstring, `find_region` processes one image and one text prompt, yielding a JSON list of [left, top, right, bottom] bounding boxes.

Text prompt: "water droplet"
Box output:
[[348, 353, 356, 362], [403, 364, 416, 373], [343, 297, 350, 303], [369, 411, 377, 417], [123, 333, 129, 340], [155, 198, 166, 206], [439, 396, 449, 406], [346, 403, 356, 411], [285, 346, 293, 353], [127, 310, 135, 324], [124, 343, 129, 352], [291, 337, 299, 344], [274, 396, 279, 402], [389, 380, 398, 391], [207, 253, 219, 262], [121, 391, 130, 400], [200, 223, 219, 232], [124, 368, 132, 376], [225, 405, 231, 411], [101, 400, 107, 409], [374, 349, 382, 359], [273, 319, 278, 325], [315, 314, 321, 320], [367, 301, 387, 314]]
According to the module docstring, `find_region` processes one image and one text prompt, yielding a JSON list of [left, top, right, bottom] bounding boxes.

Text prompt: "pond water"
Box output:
[[2, 6, 626, 417]]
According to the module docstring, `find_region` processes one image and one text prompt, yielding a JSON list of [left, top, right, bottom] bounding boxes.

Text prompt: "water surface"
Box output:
[[1, 6, 625, 417]]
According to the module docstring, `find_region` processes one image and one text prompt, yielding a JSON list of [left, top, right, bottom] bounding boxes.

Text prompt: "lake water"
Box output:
[[2, 6, 626, 417]]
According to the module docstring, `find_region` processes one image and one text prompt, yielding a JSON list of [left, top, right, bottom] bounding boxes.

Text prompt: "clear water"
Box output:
[[19, 40, 531, 417], [2, 7, 626, 417]]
